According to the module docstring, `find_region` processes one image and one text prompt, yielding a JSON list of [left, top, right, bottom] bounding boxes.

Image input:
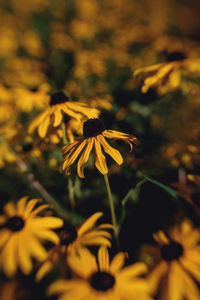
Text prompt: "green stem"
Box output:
[[61, 120, 75, 209], [103, 174, 119, 248]]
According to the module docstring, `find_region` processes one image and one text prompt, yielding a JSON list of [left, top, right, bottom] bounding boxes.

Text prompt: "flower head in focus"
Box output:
[[0, 196, 63, 277], [48, 246, 151, 300], [62, 118, 139, 178]]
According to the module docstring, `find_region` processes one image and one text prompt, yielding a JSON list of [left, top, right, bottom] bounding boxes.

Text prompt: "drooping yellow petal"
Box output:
[[77, 137, 94, 178], [167, 261, 183, 300], [98, 246, 110, 271], [0, 230, 11, 249], [53, 108, 63, 127], [28, 234, 47, 261], [36, 260, 54, 282], [62, 139, 82, 155], [77, 212, 103, 236], [98, 134, 123, 165], [110, 252, 126, 274], [180, 257, 200, 281], [153, 230, 170, 245], [79, 236, 111, 247], [147, 261, 168, 295], [17, 231, 33, 275], [66, 102, 100, 119], [94, 138, 108, 175], [28, 110, 50, 134], [0, 235, 17, 277], [38, 114, 51, 138], [61, 105, 81, 121], [62, 139, 87, 173]]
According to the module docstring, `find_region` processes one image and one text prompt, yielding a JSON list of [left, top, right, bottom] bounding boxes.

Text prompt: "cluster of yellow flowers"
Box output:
[[1, 0, 200, 299]]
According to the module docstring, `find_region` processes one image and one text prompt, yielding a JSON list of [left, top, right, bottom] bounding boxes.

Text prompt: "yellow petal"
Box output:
[[3, 202, 16, 217], [32, 229, 60, 244], [119, 262, 148, 280], [48, 279, 87, 295], [110, 252, 126, 273], [77, 137, 94, 178], [94, 138, 108, 175], [147, 261, 168, 295], [30, 204, 50, 217], [17, 231, 33, 275], [98, 246, 110, 271], [53, 108, 63, 127], [77, 212, 103, 236], [98, 134, 123, 165], [0, 235, 17, 277], [16, 196, 29, 214], [35, 260, 54, 282], [62, 139, 87, 173], [68, 247, 97, 278], [0, 229, 11, 249], [28, 234, 47, 261], [28, 110, 50, 134], [30, 217, 63, 229], [23, 199, 40, 218]]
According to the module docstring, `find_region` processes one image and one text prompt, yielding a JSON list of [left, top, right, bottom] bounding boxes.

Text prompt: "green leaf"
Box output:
[[144, 176, 180, 200]]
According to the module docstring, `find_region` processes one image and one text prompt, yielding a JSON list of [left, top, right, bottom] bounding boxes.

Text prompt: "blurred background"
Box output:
[[1, 0, 200, 298]]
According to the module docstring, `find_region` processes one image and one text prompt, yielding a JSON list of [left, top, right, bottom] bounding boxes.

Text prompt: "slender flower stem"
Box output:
[[15, 155, 78, 226], [103, 174, 119, 248], [61, 120, 75, 209]]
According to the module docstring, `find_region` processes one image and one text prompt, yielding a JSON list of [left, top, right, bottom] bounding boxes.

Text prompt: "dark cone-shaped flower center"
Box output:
[[50, 92, 69, 106], [90, 271, 115, 291], [83, 119, 105, 138], [166, 51, 186, 62], [56, 223, 77, 247], [161, 241, 183, 261], [6, 216, 25, 231], [29, 87, 38, 93]]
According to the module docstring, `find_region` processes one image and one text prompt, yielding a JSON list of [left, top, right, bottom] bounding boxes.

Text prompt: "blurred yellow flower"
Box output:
[[28, 91, 100, 139], [0, 196, 63, 277], [48, 246, 151, 300], [36, 212, 113, 281], [142, 220, 200, 300]]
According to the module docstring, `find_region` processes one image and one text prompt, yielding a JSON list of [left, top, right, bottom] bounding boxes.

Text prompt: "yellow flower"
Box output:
[[62, 118, 139, 178], [142, 220, 200, 300], [28, 91, 100, 138], [48, 246, 151, 300], [13, 82, 50, 112], [35, 212, 113, 281], [134, 52, 200, 94], [0, 196, 63, 277]]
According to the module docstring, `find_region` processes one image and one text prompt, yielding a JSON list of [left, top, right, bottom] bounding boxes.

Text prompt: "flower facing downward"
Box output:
[[62, 118, 139, 177], [48, 246, 151, 300], [35, 212, 113, 281], [142, 220, 200, 300], [0, 196, 63, 277], [28, 91, 100, 139]]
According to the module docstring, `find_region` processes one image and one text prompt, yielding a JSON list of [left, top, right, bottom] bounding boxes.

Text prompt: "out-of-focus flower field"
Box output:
[[1, 0, 200, 299]]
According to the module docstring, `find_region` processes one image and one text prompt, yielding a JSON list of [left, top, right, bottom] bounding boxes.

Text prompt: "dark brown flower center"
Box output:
[[6, 216, 25, 231], [50, 92, 69, 106], [83, 119, 105, 138], [161, 241, 183, 261], [90, 271, 115, 291], [166, 51, 186, 62], [29, 87, 38, 93], [56, 223, 77, 246]]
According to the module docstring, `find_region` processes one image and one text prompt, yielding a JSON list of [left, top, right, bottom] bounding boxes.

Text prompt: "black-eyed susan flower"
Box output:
[[134, 51, 200, 94], [28, 91, 100, 139], [142, 220, 200, 300], [48, 246, 151, 300], [35, 212, 113, 281], [62, 118, 139, 178], [0, 196, 63, 277]]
